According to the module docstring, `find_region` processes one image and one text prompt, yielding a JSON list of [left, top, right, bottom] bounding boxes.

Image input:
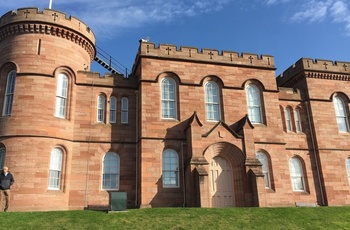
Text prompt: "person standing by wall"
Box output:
[[0, 167, 15, 212]]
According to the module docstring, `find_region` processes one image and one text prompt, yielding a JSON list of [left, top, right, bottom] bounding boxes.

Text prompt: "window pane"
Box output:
[[294, 109, 302, 132], [102, 152, 120, 190], [205, 82, 220, 121], [0, 147, 5, 169], [346, 158, 350, 185], [162, 149, 179, 187], [334, 97, 349, 132], [289, 158, 304, 191], [48, 148, 63, 189], [246, 84, 262, 124], [97, 95, 105, 122], [110, 96, 117, 123], [256, 152, 270, 188], [161, 78, 177, 119], [3, 70, 16, 116], [55, 74, 68, 118], [121, 97, 128, 123]]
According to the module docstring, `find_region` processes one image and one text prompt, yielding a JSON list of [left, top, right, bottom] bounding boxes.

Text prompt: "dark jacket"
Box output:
[[0, 171, 14, 190]]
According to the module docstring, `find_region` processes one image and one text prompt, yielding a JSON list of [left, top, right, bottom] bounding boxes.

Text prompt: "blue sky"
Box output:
[[1, 0, 349, 75]]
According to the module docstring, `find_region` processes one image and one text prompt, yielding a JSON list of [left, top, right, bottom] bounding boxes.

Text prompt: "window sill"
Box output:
[[292, 190, 309, 195], [161, 118, 179, 122], [46, 189, 63, 193], [251, 123, 267, 127], [265, 188, 275, 193]]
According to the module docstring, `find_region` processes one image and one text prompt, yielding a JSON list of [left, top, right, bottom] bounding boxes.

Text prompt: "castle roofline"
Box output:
[[277, 58, 350, 86], [135, 42, 275, 70], [0, 7, 95, 43]]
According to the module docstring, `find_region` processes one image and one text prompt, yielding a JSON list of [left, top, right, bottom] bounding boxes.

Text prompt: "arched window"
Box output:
[[346, 158, 350, 185], [0, 145, 6, 169], [285, 108, 292, 132], [333, 96, 349, 132], [54, 73, 68, 118], [289, 157, 305, 191], [2, 70, 16, 116], [162, 149, 179, 188], [256, 151, 270, 188], [109, 96, 117, 124], [294, 108, 302, 132], [102, 152, 120, 190], [48, 148, 63, 190], [205, 81, 220, 121], [97, 95, 106, 123], [161, 78, 177, 119], [246, 84, 263, 124], [121, 97, 128, 124]]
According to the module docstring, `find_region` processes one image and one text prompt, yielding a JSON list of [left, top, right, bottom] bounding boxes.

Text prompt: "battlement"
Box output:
[[138, 42, 275, 69], [277, 58, 350, 86], [0, 8, 95, 42]]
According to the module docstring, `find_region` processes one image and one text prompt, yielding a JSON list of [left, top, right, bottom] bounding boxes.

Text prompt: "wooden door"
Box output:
[[210, 156, 234, 207]]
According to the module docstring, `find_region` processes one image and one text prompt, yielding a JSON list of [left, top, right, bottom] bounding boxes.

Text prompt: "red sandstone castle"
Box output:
[[0, 8, 350, 211]]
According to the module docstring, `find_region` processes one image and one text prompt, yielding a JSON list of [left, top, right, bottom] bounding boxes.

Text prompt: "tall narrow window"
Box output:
[[2, 70, 16, 116], [102, 152, 120, 190], [256, 152, 270, 188], [162, 149, 179, 188], [285, 108, 292, 132], [246, 84, 263, 124], [333, 96, 349, 132], [205, 81, 220, 121], [110, 96, 117, 124], [346, 158, 350, 185], [97, 95, 106, 123], [289, 157, 305, 191], [294, 108, 302, 132], [0, 146, 5, 169], [54, 73, 68, 118], [48, 148, 63, 190], [121, 97, 128, 124], [161, 78, 177, 119]]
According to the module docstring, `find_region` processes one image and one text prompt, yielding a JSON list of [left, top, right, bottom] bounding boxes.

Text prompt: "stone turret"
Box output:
[[0, 7, 95, 74]]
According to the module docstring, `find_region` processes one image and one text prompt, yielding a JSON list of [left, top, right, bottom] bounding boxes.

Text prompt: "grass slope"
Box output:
[[0, 207, 350, 230]]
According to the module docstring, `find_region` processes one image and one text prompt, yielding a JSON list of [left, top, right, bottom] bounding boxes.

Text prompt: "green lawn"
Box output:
[[0, 207, 350, 230]]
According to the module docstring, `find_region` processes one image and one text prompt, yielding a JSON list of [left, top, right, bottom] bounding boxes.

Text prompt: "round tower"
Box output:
[[0, 8, 96, 211]]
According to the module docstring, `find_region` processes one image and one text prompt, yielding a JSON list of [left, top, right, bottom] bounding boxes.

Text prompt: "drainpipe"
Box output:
[[305, 101, 325, 206], [181, 142, 186, 207], [135, 90, 139, 207]]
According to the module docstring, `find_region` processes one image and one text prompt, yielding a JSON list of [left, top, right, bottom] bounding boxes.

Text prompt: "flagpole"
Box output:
[[49, 0, 53, 9]]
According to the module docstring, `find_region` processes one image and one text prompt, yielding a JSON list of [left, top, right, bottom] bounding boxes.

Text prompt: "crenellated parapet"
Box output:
[[138, 42, 275, 69], [0, 7, 96, 61], [277, 58, 350, 87]]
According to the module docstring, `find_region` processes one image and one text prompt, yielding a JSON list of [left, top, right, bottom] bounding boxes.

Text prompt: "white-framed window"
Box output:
[[256, 151, 270, 188], [161, 78, 177, 119], [205, 81, 220, 121], [285, 108, 292, 132], [289, 157, 305, 191], [333, 96, 349, 132], [54, 73, 68, 118], [121, 97, 128, 124], [48, 148, 63, 190], [102, 152, 120, 190], [346, 158, 350, 185], [246, 84, 263, 124], [110, 96, 117, 124], [294, 108, 302, 132], [2, 70, 16, 116], [97, 95, 106, 123], [162, 149, 179, 188], [0, 146, 5, 169]]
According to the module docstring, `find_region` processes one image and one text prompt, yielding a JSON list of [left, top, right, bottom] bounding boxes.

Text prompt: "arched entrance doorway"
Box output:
[[210, 156, 234, 207]]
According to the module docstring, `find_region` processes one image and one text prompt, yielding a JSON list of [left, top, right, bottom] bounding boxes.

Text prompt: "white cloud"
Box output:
[[0, 0, 232, 38], [264, 0, 350, 35], [291, 0, 332, 23], [265, 0, 290, 5]]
